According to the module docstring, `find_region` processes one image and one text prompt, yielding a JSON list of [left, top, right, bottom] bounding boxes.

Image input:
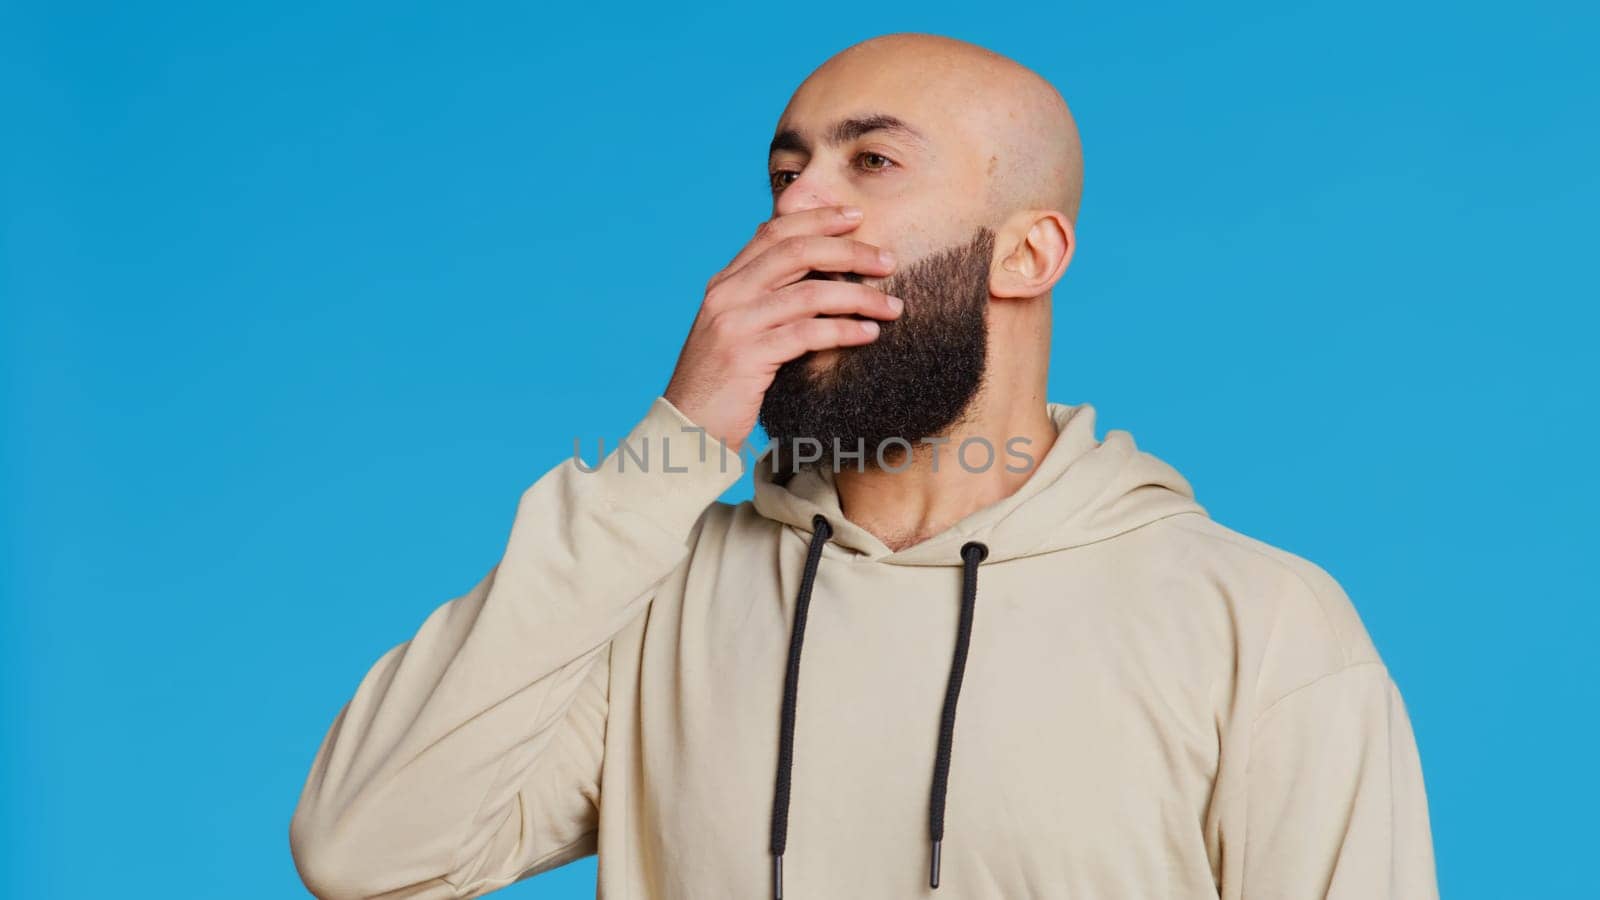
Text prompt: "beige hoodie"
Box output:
[[289, 396, 1438, 899]]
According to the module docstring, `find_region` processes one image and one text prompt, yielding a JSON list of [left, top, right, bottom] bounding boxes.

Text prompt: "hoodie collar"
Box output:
[[750, 401, 1207, 566]]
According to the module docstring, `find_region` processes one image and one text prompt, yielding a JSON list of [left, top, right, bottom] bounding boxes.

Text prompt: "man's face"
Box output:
[[756, 60, 999, 468]]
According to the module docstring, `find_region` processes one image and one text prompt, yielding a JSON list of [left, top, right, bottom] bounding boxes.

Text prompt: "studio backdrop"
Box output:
[[4, 2, 1597, 898]]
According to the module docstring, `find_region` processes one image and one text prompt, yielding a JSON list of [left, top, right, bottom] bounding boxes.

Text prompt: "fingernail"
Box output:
[[887, 296, 904, 314], [879, 249, 895, 267], [861, 320, 880, 336], [840, 206, 863, 221]]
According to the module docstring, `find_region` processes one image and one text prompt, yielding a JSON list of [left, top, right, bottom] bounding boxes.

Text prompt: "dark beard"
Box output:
[[758, 226, 995, 473]]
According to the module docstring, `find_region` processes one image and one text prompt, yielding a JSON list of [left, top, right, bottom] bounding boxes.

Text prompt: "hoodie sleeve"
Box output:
[[1237, 662, 1439, 900], [289, 396, 743, 900]]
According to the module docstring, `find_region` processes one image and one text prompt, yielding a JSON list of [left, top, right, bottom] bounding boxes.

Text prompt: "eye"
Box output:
[[856, 152, 895, 172], [769, 152, 896, 194]]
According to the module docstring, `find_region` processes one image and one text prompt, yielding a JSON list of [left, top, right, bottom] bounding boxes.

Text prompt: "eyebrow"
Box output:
[[768, 113, 929, 157]]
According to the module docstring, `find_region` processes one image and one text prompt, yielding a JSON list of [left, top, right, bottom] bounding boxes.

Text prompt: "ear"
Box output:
[[990, 210, 1074, 300]]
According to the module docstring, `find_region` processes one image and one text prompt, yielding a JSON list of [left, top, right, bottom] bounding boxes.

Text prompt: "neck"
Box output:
[[833, 331, 1056, 551]]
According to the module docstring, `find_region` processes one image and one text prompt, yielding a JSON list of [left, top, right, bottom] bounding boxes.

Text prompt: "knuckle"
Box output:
[[756, 327, 785, 352], [755, 327, 789, 356], [705, 312, 739, 341], [834, 284, 863, 312], [780, 235, 809, 262]]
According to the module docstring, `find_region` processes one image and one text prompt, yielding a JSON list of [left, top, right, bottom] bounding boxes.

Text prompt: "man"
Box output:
[[290, 32, 1438, 900]]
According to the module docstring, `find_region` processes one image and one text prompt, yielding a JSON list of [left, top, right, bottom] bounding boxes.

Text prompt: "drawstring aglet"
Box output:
[[772, 853, 784, 900], [930, 839, 942, 888]]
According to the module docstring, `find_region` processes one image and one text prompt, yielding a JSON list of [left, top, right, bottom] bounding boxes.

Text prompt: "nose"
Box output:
[[773, 164, 847, 218]]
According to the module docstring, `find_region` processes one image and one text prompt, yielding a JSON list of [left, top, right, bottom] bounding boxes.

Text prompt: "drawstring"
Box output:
[[770, 514, 831, 900], [768, 514, 989, 898], [930, 539, 989, 888]]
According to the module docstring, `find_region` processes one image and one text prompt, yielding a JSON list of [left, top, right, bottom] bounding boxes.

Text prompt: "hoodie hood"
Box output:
[[750, 400, 1208, 565]]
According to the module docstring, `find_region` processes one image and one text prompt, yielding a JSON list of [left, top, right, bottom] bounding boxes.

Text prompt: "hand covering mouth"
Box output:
[[800, 270, 874, 320]]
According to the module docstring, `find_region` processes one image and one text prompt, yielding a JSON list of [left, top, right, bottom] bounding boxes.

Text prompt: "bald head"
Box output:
[[779, 33, 1083, 225]]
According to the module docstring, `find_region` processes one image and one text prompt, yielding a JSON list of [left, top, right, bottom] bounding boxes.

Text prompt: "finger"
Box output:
[[738, 279, 904, 331], [759, 315, 882, 365], [730, 234, 896, 297], [714, 206, 865, 288]]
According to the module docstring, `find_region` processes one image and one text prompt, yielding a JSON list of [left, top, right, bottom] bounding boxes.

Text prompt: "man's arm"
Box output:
[[1236, 662, 1439, 899], [289, 204, 902, 899], [288, 396, 739, 899]]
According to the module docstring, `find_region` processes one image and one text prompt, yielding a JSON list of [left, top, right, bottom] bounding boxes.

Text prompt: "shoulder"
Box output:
[[1147, 513, 1385, 705]]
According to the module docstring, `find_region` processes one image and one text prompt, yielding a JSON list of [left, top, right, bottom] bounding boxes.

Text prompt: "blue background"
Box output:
[[4, 2, 1596, 897]]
